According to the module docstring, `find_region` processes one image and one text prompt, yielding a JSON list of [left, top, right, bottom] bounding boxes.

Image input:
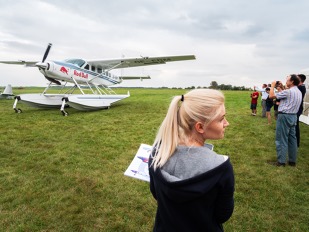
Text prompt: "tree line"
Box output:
[[169, 81, 249, 90]]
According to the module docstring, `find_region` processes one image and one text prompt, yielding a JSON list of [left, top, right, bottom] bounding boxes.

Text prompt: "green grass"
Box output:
[[0, 88, 308, 231]]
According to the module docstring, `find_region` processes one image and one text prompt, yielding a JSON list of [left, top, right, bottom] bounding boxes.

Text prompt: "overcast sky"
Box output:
[[1, 0, 309, 88]]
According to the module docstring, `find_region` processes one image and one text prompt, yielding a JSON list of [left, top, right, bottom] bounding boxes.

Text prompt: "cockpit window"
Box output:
[[65, 59, 86, 67]]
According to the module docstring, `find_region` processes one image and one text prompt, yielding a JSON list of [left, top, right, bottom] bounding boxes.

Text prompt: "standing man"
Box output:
[[296, 74, 307, 147], [250, 87, 259, 116], [268, 75, 302, 167], [255, 84, 268, 117]]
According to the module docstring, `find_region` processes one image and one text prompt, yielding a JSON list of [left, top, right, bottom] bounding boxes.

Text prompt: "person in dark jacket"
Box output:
[[296, 74, 306, 147], [265, 87, 274, 125], [149, 89, 234, 232]]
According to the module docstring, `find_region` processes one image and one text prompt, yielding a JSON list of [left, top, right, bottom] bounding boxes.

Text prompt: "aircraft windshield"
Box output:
[[65, 59, 86, 67]]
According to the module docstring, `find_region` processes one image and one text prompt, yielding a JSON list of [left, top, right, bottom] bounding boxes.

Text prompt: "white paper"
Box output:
[[124, 144, 152, 182], [124, 143, 214, 182]]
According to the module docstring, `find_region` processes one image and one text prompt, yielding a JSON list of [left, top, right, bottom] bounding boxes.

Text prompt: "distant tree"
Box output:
[[185, 86, 196, 89], [210, 81, 218, 89]]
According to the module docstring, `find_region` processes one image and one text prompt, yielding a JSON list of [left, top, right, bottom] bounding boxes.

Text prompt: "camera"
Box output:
[[275, 81, 280, 87]]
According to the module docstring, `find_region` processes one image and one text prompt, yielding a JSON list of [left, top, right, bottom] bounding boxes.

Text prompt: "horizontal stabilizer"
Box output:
[[120, 76, 151, 80]]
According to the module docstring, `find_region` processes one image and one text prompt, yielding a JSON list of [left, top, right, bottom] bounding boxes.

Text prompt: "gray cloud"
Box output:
[[0, 0, 309, 88]]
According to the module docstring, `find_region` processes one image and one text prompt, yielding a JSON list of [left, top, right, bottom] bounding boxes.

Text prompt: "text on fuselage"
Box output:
[[74, 70, 88, 79]]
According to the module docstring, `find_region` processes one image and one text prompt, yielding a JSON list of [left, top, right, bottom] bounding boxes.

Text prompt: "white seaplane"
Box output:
[[0, 43, 195, 116]]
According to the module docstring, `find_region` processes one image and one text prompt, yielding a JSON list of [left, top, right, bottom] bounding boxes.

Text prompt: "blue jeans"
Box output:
[[275, 114, 298, 163]]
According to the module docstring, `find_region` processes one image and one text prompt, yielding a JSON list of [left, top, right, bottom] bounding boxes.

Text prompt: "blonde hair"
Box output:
[[151, 89, 225, 170]]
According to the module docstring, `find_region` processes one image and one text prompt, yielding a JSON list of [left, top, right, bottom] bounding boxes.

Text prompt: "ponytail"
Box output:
[[151, 95, 182, 170], [151, 89, 224, 170]]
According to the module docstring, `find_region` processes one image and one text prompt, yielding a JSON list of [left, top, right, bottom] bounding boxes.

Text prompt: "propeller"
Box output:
[[36, 43, 60, 85], [42, 43, 52, 62], [36, 43, 52, 69]]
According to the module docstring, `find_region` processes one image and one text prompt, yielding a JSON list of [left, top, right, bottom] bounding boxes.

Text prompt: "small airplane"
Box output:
[[0, 43, 195, 116], [0, 84, 14, 99]]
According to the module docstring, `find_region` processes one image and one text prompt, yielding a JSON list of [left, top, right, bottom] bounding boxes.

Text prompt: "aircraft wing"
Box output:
[[0, 60, 38, 67], [0, 54, 196, 70], [86, 55, 195, 70]]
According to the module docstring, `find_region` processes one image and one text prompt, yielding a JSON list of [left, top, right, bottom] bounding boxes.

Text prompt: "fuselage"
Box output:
[[40, 59, 122, 86]]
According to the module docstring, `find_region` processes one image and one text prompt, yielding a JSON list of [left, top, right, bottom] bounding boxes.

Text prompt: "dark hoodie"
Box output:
[[149, 146, 234, 232]]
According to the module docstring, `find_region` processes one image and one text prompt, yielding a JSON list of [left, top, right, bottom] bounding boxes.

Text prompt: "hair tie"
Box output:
[[180, 95, 184, 102]]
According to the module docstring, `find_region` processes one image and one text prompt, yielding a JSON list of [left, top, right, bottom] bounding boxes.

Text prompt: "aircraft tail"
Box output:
[[3, 84, 13, 95]]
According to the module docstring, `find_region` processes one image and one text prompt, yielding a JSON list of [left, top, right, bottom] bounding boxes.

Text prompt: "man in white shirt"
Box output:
[[255, 84, 268, 117]]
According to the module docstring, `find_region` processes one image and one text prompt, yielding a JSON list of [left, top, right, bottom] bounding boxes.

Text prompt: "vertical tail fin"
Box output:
[[3, 84, 13, 95]]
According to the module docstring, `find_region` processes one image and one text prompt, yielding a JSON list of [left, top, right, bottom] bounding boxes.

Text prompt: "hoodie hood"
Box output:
[[149, 148, 231, 203]]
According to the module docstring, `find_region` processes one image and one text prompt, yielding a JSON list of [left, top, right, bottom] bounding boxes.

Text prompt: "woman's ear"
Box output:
[[194, 122, 205, 134]]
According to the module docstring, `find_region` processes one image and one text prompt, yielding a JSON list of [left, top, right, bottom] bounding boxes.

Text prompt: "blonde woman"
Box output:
[[149, 89, 234, 232]]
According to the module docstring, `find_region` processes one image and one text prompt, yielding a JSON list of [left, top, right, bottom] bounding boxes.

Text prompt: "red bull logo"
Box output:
[[60, 66, 69, 75], [74, 70, 88, 79]]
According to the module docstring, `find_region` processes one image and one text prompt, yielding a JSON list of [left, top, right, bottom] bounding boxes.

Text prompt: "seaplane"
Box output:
[[0, 84, 14, 99], [0, 43, 195, 116]]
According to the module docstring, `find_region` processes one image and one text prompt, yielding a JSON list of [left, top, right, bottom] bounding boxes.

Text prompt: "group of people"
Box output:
[[250, 74, 306, 167], [252, 77, 306, 128], [268, 74, 306, 167], [146, 74, 306, 231], [251, 83, 285, 124]]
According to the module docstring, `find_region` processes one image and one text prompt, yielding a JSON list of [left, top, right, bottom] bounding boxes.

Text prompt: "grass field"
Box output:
[[0, 88, 308, 231]]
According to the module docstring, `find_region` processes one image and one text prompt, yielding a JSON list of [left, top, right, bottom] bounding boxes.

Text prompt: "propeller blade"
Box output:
[[42, 43, 52, 62]]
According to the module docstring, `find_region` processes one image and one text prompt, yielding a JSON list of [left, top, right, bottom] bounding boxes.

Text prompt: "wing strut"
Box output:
[[71, 76, 84, 94], [106, 62, 124, 71]]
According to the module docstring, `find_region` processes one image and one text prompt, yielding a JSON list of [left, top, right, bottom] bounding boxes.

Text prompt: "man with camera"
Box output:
[[268, 75, 302, 167]]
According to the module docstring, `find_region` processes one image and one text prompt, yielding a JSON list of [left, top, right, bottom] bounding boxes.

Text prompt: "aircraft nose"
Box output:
[[35, 62, 48, 69], [35, 61, 52, 71]]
